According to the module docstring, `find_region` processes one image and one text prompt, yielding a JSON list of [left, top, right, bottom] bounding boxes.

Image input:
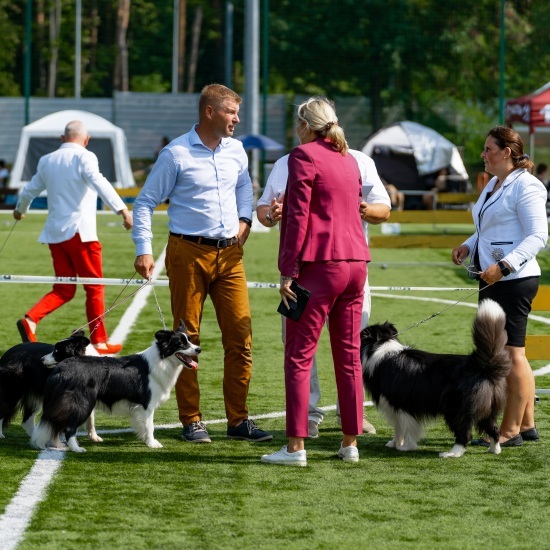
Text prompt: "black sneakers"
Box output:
[[227, 419, 273, 442], [182, 421, 211, 443]]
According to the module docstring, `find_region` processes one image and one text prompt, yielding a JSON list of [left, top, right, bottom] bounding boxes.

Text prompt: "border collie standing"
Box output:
[[0, 331, 91, 438], [31, 322, 200, 452], [361, 299, 511, 458]]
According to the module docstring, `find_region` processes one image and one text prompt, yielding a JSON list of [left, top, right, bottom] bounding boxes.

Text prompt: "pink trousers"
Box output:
[[284, 260, 367, 437], [26, 233, 108, 344]]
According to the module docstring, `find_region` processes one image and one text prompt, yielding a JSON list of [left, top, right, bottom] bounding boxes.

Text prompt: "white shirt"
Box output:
[[462, 168, 548, 279], [257, 149, 391, 239], [132, 125, 253, 257], [16, 142, 127, 244]]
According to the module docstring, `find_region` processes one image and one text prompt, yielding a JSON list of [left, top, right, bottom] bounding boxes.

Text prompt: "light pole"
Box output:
[[499, 0, 506, 125]]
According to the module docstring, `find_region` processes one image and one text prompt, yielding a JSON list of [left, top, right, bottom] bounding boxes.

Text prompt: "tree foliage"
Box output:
[[4, 1, 550, 165]]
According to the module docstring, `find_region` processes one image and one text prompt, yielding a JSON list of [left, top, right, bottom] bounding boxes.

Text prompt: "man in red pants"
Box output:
[[13, 120, 132, 354]]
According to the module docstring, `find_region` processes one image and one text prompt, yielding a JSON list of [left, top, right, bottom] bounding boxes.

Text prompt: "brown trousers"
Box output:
[[165, 235, 252, 427]]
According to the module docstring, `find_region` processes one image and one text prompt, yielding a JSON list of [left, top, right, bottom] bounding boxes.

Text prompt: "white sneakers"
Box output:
[[338, 444, 359, 463], [261, 445, 307, 467], [261, 443, 360, 465], [336, 415, 377, 435]]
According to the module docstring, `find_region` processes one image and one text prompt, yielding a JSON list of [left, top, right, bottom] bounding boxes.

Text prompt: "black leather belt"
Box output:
[[170, 232, 238, 249]]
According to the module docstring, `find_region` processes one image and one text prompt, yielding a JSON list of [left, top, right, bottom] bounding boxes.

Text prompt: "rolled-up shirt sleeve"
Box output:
[[235, 150, 253, 219]]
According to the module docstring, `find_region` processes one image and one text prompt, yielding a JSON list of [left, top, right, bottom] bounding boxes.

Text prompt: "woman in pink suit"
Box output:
[[261, 97, 370, 466]]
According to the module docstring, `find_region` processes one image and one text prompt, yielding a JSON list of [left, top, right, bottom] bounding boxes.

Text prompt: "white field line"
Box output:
[[0, 451, 64, 550], [1, 288, 548, 548], [0, 248, 167, 550]]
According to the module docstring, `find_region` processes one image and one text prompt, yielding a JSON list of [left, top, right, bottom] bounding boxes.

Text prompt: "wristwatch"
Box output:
[[266, 210, 275, 225], [239, 217, 252, 228], [497, 261, 511, 276]]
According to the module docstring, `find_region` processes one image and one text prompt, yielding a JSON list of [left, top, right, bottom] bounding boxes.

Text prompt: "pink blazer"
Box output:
[[278, 138, 370, 277]]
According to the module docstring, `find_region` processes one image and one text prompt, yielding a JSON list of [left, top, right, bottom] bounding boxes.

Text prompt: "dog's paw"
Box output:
[[0, 433, 5, 439], [147, 439, 163, 449], [88, 433, 103, 443], [386, 440, 397, 448], [439, 444, 466, 458], [488, 441, 501, 455]]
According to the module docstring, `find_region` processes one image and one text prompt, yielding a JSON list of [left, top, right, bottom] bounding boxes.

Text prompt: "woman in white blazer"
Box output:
[[452, 126, 548, 448]]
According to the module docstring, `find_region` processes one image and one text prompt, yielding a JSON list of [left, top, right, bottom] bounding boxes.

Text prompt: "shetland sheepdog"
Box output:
[[361, 299, 511, 458]]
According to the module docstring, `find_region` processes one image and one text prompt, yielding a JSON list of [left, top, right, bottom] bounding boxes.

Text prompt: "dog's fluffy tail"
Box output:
[[470, 299, 512, 381], [30, 420, 56, 450]]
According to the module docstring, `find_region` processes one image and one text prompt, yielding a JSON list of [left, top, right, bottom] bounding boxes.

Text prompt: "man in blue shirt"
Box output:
[[132, 84, 272, 444]]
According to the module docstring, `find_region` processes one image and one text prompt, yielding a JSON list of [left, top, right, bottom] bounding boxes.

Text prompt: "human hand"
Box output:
[[359, 201, 368, 220], [451, 245, 470, 265], [238, 221, 251, 246], [134, 254, 155, 279], [13, 210, 24, 221], [279, 276, 297, 309], [480, 263, 503, 285], [120, 209, 133, 230], [270, 197, 284, 223]]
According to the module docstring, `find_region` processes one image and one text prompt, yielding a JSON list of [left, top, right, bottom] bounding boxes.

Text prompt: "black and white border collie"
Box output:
[[0, 331, 91, 438], [360, 299, 511, 458], [31, 322, 200, 453]]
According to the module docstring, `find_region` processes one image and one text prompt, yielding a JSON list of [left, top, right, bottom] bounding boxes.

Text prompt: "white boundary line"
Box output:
[[0, 248, 168, 550], [0, 450, 65, 550]]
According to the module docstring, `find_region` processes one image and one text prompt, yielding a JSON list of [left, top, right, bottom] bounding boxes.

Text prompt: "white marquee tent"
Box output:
[[9, 110, 135, 190]]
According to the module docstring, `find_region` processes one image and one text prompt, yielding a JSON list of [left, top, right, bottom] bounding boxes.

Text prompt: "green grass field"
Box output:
[[1, 211, 549, 549]]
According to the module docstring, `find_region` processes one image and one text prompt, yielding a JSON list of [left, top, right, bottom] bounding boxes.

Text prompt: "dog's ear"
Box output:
[[155, 329, 173, 344], [71, 329, 86, 337], [177, 319, 187, 333]]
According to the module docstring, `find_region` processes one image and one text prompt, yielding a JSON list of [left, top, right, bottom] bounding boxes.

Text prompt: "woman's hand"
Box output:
[[279, 276, 297, 309], [451, 245, 470, 265], [480, 263, 504, 285]]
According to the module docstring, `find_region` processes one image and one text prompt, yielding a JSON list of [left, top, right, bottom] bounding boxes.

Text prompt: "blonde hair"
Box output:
[[296, 96, 349, 155], [199, 83, 242, 114]]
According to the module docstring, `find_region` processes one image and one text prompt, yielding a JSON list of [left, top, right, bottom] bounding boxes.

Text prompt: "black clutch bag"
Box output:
[[277, 280, 311, 321]]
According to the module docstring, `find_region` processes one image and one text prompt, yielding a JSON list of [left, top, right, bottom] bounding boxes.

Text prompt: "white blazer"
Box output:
[[463, 168, 548, 279], [16, 143, 127, 244]]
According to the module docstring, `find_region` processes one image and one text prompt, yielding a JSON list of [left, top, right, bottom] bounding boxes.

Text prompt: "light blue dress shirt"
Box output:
[[132, 125, 253, 256]]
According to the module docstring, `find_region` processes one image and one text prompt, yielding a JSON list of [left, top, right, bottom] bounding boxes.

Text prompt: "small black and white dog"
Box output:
[[0, 331, 91, 438], [361, 299, 511, 458], [31, 321, 200, 453]]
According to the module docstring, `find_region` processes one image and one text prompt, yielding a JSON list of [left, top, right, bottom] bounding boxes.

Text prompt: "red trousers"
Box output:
[[284, 260, 367, 438], [26, 233, 108, 344]]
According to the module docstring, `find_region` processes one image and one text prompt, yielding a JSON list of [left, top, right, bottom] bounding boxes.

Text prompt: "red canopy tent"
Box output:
[[505, 82, 550, 158]]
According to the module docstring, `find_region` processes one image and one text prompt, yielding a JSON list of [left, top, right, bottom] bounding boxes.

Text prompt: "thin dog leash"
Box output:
[[396, 284, 491, 337], [0, 219, 18, 256], [74, 272, 150, 336], [150, 279, 167, 330]]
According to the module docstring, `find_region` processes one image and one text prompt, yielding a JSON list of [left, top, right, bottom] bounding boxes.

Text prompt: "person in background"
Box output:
[[381, 178, 405, 211], [13, 120, 132, 353], [535, 162, 548, 187], [0, 160, 9, 187], [452, 126, 548, 447], [257, 148, 390, 438], [261, 97, 370, 466], [132, 84, 272, 445]]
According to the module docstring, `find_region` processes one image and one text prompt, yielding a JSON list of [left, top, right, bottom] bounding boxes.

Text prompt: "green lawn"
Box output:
[[1, 211, 549, 549]]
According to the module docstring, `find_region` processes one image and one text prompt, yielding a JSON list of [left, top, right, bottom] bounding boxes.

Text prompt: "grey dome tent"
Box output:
[[362, 121, 469, 194], [9, 110, 135, 190]]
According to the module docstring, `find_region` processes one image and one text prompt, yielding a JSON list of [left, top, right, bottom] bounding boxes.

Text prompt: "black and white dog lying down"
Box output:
[[31, 322, 200, 453], [361, 299, 512, 458], [0, 331, 92, 438]]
